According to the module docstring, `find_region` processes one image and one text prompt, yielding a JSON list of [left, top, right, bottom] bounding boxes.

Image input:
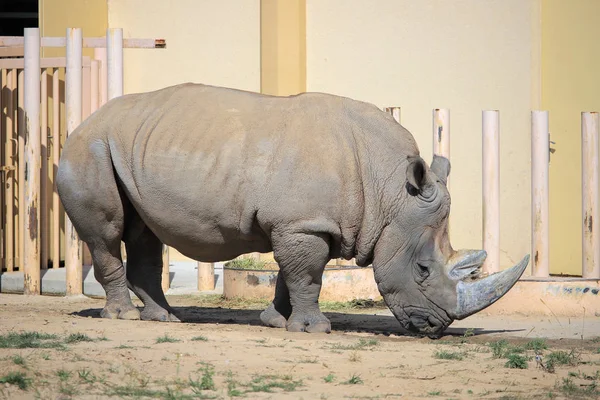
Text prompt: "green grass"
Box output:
[[546, 350, 580, 366], [329, 338, 379, 351], [56, 369, 72, 381], [65, 333, 95, 344], [191, 336, 208, 342], [342, 374, 363, 385], [156, 334, 181, 344], [78, 369, 96, 384], [526, 338, 548, 352], [323, 373, 335, 383], [224, 258, 268, 270], [0, 371, 32, 390], [434, 350, 464, 361], [11, 354, 26, 366], [0, 331, 62, 349], [190, 365, 216, 392], [246, 374, 303, 393], [505, 354, 528, 369], [489, 340, 510, 358], [428, 391, 442, 396]]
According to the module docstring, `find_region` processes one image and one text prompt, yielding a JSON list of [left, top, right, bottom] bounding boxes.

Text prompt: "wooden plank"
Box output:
[[17, 69, 24, 271], [0, 56, 92, 69], [3, 69, 15, 272], [0, 37, 166, 49], [51, 68, 60, 269], [40, 68, 48, 269], [0, 46, 23, 57]]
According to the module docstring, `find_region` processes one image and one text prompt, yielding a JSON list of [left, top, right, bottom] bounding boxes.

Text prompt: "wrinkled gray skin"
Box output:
[[57, 83, 528, 337]]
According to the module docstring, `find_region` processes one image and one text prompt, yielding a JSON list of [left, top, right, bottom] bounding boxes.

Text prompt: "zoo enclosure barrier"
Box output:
[[0, 28, 166, 294], [0, 28, 598, 296]]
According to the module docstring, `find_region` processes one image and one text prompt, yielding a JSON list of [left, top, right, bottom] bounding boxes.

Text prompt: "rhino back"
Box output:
[[81, 83, 417, 261]]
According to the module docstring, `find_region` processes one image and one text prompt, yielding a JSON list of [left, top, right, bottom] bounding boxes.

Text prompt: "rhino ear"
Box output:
[[406, 156, 435, 196], [430, 155, 451, 185]]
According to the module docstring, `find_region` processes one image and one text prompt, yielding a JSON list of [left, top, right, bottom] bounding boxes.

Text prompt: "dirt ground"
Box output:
[[0, 293, 599, 400]]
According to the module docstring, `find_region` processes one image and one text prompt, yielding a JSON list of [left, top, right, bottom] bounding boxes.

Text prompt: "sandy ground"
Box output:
[[0, 293, 599, 400]]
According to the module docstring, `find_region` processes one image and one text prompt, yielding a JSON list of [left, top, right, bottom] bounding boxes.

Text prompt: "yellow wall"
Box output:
[[307, 0, 539, 272], [39, 0, 108, 57], [107, 0, 260, 95], [542, 0, 600, 275], [261, 0, 306, 96]]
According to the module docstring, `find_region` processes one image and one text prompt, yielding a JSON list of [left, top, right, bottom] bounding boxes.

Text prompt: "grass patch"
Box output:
[[65, 332, 95, 344], [11, 354, 26, 366], [57, 369, 72, 381], [247, 374, 302, 393], [329, 338, 379, 351], [0, 371, 31, 390], [558, 377, 599, 397], [156, 334, 181, 344], [505, 354, 528, 369], [191, 336, 208, 342], [225, 258, 268, 270], [526, 338, 548, 352], [434, 350, 464, 361], [190, 365, 216, 392], [342, 374, 363, 385], [323, 373, 335, 383], [546, 350, 580, 367], [349, 351, 362, 362], [489, 340, 510, 358], [428, 391, 442, 396], [0, 331, 62, 349]]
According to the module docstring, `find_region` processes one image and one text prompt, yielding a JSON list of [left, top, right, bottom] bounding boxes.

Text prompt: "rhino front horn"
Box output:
[[453, 254, 530, 319]]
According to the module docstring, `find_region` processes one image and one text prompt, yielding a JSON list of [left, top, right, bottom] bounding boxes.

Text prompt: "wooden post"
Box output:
[[23, 28, 41, 294], [65, 28, 83, 295], [433, 109, 450, 159], [531, 111, 550, 277], [161, 245, 170, 293], [385, 107, 401, 123], [107, 28, 123, 100], [40, 68, 48, 269], [582, 112, 599, 279], [51, 68, 60, 269], [198, 262, 215, 291], [93, 48, 107, 106], [482, 110, 500, 274], [17, 69, 24, 270], [3, 69, 16, 272], [90, 60, 99, 112]]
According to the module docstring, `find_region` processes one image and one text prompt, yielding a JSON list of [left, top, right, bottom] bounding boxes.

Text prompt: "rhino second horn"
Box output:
[[453, 254, 530, 320]]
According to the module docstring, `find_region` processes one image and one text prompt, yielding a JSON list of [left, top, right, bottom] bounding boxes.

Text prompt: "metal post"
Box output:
[[531, 111, 550, 277], [65, 28, 83, 295], [582, 112, 599, 279], [107, 28, 123, 100], [482, 110, 500, 274], [198, 262, 215, 291], [23, 28, 41, 294]]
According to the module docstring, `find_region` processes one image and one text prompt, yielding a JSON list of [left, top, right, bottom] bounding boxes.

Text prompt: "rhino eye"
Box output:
[[415, 262, 431, 283]]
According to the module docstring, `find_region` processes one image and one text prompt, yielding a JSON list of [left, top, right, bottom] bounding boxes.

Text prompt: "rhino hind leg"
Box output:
[[124, 217, 179, 322], [271, 231, 332, 333], [260, 272, 292, 328]]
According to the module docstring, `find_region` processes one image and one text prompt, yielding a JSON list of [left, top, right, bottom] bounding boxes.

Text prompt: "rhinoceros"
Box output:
[[57, 83, 529, 337]]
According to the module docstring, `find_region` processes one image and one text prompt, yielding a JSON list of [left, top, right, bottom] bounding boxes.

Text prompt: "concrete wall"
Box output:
[[306, 0, 539, 272], [542, 0, 600, 276], [107, 0, 260, 95]]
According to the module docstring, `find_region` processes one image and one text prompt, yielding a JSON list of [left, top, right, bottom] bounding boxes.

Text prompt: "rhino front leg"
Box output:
[[260, 272, 292, 328], [124, 223, 180, 322], [272, 231, 331, 333]]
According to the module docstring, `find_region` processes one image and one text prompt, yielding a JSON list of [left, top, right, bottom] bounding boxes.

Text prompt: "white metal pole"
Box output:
[[482, 110, 500, 274], [162, 245, 170, 293], [385, 107, 401, 124], [531, 111, 550, 277], [65, 27, 83, 295], [582, 112, 599, 279], [51, 68, 60, 269], [107, 28, 123, 100], [23, 27, 41, 294], [90, 59, 99, 112]]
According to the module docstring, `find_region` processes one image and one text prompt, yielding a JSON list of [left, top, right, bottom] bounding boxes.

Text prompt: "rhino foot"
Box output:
[[286, 311, 331, 333], [100, 302, 140, 320], [260, 303, 287, 328], [140, 305, 181, 322]]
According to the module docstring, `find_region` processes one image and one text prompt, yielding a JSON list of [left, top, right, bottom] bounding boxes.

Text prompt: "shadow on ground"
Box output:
[[71, 306, 524, 339]]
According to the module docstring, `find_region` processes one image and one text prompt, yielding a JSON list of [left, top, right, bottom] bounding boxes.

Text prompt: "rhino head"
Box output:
[[373, 155, 529, 338]]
